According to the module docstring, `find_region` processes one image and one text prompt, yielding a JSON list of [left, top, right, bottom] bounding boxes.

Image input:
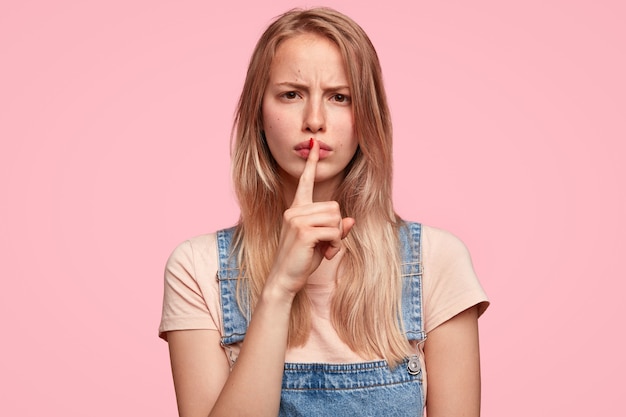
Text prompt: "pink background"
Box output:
[[1, 0, 624, 415]]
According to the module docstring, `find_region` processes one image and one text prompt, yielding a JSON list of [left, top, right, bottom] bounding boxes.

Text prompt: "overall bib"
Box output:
[[216, 222, 426, 416]]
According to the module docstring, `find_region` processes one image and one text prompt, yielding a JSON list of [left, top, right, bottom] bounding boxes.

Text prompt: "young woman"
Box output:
[[159, 7, 488, 417]]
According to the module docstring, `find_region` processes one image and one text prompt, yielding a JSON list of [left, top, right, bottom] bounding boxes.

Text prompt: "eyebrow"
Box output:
[[274, 82, 350, 91]]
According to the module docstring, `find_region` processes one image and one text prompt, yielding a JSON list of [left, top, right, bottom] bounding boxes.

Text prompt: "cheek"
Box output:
[[333, 109, 354, 131], [262, 106, 283, 133], [264, 114, 293, 139], [261, 96, 275, 130]]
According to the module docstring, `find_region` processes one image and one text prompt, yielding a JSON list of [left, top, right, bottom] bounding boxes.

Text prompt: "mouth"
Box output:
[[294, 140, 332, 159], [294, 140, 332, 151]]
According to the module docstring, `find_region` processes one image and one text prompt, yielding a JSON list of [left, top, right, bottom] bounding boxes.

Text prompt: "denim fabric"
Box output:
[[216, 229, 250, 346], [216, 222, 425, 416]]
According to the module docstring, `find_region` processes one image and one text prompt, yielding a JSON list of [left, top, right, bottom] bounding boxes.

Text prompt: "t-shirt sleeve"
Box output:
[[422, 226, 489, 333], [158, 237, 220, 340]]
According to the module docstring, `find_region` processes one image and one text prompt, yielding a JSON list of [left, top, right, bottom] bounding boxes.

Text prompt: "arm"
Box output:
[[167, 330, 229, 417], [424, 306, 481, 417], [166, 140, 353, 417], [167, 287, 294, 417]]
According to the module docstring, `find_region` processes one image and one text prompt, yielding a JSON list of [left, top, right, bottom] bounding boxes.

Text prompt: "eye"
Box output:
[[332, 94, 351, 104], [281, 91, 299, 100]]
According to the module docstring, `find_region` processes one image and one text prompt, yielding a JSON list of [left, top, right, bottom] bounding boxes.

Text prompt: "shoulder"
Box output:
[[421, 224, 472, 266], [407, 223, 489, 332], [167, 233, 218, 270], [168, 233, 217, 258], [401, 221, 471, 263], [164, 232, 221, 297], [159, 231, 225, 339]]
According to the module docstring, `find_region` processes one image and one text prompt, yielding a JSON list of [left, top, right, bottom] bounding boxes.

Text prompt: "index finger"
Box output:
[[292, 138, 319, 207]]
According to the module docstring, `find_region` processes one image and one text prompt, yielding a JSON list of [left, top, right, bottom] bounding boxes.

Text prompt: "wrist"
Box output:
[[259, 278, 297, 310]]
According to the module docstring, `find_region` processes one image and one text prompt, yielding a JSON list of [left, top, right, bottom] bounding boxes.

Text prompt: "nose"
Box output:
[[302, 98, 325, 133]]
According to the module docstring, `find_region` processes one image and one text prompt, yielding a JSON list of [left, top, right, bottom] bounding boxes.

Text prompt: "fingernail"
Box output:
[[309, 138, 314, 149]]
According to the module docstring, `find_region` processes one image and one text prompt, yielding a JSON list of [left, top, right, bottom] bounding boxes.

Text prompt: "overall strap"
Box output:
[[217, 222, 426, 346], [399, 222, 426, 342], [216, 227, 249, 346]]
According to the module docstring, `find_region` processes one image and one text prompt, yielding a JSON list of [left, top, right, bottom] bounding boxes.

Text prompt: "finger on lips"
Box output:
[[289, 138, 353, 257], [292, 138, 318, 207]]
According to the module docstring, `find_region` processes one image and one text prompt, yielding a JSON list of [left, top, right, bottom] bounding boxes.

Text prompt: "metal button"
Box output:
[[407, 355, 421, 375]]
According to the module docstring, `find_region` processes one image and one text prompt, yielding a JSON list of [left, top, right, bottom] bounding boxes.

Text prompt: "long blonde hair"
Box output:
[[230, 7, 411, 365]]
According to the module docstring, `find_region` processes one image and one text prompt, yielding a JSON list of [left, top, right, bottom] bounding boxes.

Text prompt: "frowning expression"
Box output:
[[262, 33, 358, 192]]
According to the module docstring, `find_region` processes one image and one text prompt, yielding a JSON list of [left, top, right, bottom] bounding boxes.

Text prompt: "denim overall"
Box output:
[[216, 222, 426, 416]]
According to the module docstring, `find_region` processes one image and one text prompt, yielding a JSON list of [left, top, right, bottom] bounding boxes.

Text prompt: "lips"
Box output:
[[294, 140, 332, 151], [294, 140, 332, 159], [293, 140, 333, 160]]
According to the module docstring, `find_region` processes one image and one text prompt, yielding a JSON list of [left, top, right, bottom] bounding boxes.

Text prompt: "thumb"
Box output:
[[341, 217, 355, 239], [322, 217, 355, 260]]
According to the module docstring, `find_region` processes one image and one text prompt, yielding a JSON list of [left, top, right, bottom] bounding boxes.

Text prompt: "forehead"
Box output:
[[269, 33, 347, 81]]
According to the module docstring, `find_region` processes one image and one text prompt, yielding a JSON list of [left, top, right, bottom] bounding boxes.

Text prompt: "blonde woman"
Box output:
[[159, 7, 488, 417]]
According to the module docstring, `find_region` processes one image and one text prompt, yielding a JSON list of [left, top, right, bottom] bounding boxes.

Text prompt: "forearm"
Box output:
[[208, 139, 349, 416], [209, 283, 293, 417]]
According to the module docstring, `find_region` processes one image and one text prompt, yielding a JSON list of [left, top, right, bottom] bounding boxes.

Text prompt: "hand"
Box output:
[[266, 139, 355, 297]]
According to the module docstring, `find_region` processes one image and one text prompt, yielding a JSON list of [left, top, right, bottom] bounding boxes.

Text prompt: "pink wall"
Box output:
[[1, 0, 623, 415]]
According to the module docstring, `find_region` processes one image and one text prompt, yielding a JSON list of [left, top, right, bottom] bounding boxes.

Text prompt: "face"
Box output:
[[262, 33, 358, 195]]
